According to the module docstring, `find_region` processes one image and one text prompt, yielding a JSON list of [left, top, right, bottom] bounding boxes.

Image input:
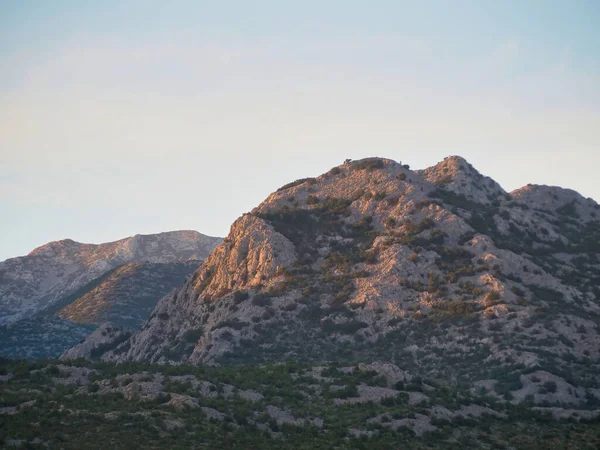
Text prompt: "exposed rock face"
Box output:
[[72, 157, 599, 398], [107, 215, 297, 363], [60, 323, 131, 360], [0, 231, 222, 323], [418, 155, 505, 204]]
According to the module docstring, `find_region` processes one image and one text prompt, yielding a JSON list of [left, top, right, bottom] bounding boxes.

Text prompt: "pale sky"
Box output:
[[1, 0, 599, 261]]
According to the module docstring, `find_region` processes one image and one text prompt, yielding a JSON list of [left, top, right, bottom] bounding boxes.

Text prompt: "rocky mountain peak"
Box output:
[[190, 214, 297, 299], [419, 155, 506, 204], [28, 239, 92, 258], [85, 155, 599, 391], [510, 184, 600, 222]]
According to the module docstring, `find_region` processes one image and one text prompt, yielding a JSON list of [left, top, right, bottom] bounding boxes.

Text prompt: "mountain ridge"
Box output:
[[67, 155, 598, 411], [0, 230, 223, 324]]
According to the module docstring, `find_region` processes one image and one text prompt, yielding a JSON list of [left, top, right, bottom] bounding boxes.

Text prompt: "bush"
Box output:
[[182, 327, 203, 342], [381, 393, 409, 406], [282, 302, 298, 312], [484, 291, 503, 307], [277, 177, 316, 192], [385, 196, 400, 207], [233, 291, 250, 304], [251, 293, 272, 307], [306, 195, 320, 205], [353, 159, 384, 171], [557, 201, 578, 217], [321, 320, 368, 334], [528, 285, 565, 303], [511, 286, 526, 297], [215, 319, 247, 330], [384, 217, 396, 228]]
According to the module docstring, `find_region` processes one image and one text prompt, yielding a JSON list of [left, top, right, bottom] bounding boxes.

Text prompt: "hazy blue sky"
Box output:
[[1, 1, 599, 260]]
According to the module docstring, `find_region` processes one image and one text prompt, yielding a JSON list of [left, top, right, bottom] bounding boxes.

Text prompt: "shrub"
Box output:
[[214, 319, 247, 330], [511, 286, 526, 297], [182, 327, 203, 342], [220, 331, 234, 341], [384, 217, 396, 228], [353, 159, 384, 171], [333, 384, 359, 398], [277, 177, 316, 192], [543, 381, 557, 393], [364, 249, 378, 265], [381, 393, 409, 406], [321, 320, 368, 334], [484, 291, 502, 307], [282, 302, 298, 312], [306, 194, 320, 205], [252, 294, 272, 307], [488, 321, 503, 332], [557, 201, 579, 217], [233, 290, 250, 304], [385, 196, 400, 207], [528, 285, 565, 303]]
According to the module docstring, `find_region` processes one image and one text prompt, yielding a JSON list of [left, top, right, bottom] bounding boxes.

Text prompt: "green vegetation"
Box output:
[[352, 159, 385, 171], [276, 177, 317, 192], [1, 358, 599, 449]]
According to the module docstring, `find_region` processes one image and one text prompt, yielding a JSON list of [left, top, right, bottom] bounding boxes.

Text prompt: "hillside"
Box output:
[[0, 261, 201, 360], [0, 318, 94, 360], [2, 359, 599, 449], [55, 261, 200, 329], [71, 156, 600, 412], [0, 231, 222, 324]]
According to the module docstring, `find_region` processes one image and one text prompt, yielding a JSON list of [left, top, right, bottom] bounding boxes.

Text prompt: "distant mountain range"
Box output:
[[0, 231, 222, 359], [0, 230, 222, 324]]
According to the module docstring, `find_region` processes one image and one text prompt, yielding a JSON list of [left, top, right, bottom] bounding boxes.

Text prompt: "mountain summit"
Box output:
[[72, 157, 599, 406]]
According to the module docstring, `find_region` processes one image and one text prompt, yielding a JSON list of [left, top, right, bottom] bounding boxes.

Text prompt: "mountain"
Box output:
[[0, 262, 199, 360], [0, 231, 222, 360], [68, 156, 600, 408], [0, 230, 222, 324], [53, 261, 201, 329]]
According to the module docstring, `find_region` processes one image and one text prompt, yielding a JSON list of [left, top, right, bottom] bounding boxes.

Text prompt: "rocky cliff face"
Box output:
[[0, 231, 222, 323], [77, 157, 599, 402]]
